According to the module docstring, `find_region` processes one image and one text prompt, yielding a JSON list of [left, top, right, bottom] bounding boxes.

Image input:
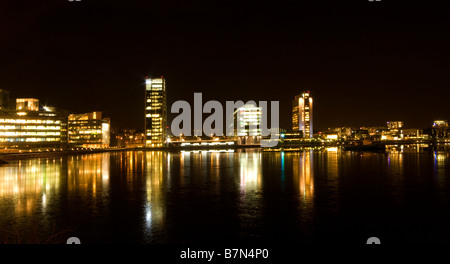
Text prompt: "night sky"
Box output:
[[1, 0, 449, 132]]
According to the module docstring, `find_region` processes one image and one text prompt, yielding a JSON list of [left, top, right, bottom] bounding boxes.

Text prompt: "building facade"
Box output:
[[68, 111, 110, 148], [0, 98, 68, 150], [115, 129, 145, 148], [233, 103, 262, 145], [145, 77, 167, 147], [432, 120, 449, 139], [387, 121, 404, 130], [293, 91, 313, 138]]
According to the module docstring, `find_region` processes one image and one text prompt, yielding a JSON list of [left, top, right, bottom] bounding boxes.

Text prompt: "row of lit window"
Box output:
[[0, 119, 61, 124], [69, 121, 103, 124], [0, 125, 60, 130], [70, 130, 102, 134], [0, 131, 61, 136], [69, 136, 102, 139], [0, 137, 60, 142]]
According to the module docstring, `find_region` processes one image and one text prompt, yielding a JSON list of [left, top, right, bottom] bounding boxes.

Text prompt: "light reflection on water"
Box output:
[[0, 148, 449, 244]]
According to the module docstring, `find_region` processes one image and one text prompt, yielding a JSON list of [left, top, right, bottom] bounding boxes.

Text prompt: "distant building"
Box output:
[[320, 128, 340, 141], [0, 98, 68, 150], [145, 77, 167, 147], [234, 103, 262, 145], [402, 129, 423, 140], [68, 111, 110, 148], [115, 129, 145, 148], [387, 121, 404, 130], [282, 131, 303, 144], [292, 91, 313, 138], [352, 129, 369, 140], [432, 120, 449, 139]]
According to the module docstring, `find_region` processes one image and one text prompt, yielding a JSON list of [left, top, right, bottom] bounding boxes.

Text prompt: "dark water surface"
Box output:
[[1, 148, 449, 244]]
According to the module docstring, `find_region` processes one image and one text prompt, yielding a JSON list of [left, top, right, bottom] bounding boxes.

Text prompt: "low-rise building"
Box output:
[[68, 111, 110, 148], [0, 98, 68, 150]]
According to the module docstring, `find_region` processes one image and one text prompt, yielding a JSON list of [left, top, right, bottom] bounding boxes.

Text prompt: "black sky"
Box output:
[[0, 0, 449, 131]]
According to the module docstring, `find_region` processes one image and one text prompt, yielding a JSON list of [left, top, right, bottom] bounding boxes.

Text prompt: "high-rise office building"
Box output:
[[292, 91, 313, 138], [145, 77, 167, 147]]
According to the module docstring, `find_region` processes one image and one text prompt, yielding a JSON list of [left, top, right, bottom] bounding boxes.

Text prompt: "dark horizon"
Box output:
[[1, 0, 449, 132]]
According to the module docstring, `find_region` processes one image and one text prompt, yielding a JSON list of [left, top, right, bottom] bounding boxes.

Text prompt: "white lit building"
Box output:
[[233, 103, 262, 145], [145, 77, 167, 147]]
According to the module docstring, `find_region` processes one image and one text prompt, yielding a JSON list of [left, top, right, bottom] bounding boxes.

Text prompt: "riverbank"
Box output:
[[0, 148, 129, 162], [0, 140, 448, 163]]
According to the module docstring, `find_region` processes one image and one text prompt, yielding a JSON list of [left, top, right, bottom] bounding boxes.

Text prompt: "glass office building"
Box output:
[[292, 91, 313, 138], [68, 111, 110, 148], [145, 77, 167, 147]]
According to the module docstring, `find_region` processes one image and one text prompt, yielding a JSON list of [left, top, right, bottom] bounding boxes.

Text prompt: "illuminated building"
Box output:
[[432, 120, 449, 139], [433, 120, 448, 127], [233, 103, 262, 145], [292, 91, 313, 138], [0, 89, 10, 109], [16, 98, 39, 111], [387, 121, 404, 130], [145, 77, 167, 147], [115, 129, 145, 148], [68, 111, 110, 148], [0, 98, 68, 150]]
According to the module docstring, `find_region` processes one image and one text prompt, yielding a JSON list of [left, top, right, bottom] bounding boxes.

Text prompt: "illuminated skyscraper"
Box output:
[[145, 77, 167, 147], [292, 91, 313, 138]]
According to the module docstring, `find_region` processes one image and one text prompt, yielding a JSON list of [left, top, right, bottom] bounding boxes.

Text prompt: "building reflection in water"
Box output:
[[0, 158, 61, 218], [387, 147, 404, 177], [236, 149, 262, 238], [326, 147, 339, 179], [434, 151, 448, 187], [144, 151, 166, 241], [67, 153, 110, 197], [238, 150, 262, 193], [293, 150, 314, 205], [386, 147, 406, 197]]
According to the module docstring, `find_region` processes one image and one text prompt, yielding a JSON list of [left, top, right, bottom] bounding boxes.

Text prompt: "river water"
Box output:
[[0, 147, 449, 244]]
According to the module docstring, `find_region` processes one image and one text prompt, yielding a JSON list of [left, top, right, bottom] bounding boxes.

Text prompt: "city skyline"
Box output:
[[1, 1, 449, 131]]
